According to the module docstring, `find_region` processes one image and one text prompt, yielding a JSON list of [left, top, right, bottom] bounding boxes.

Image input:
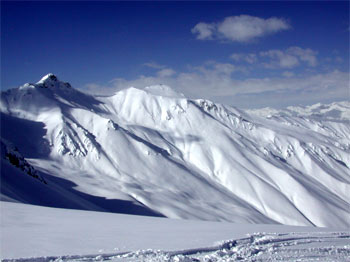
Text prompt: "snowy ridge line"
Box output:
[[2, 232, 349, 262]]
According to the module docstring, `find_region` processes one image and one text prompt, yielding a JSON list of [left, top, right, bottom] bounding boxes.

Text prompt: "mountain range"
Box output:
[[1, 73, 349, 228]]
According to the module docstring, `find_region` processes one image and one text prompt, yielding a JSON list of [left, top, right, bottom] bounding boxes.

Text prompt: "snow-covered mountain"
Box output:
[[1, 74, 349, 228]]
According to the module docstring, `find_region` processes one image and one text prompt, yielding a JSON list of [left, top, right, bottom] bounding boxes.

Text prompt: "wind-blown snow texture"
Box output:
[[1, 74, 349, 228]]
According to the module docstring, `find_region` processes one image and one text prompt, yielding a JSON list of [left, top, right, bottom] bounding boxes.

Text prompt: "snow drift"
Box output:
[[1, 74, 349, 227]]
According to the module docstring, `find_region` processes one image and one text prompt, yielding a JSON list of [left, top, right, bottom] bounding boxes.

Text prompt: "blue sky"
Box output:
[[1, 1, 349, 108]]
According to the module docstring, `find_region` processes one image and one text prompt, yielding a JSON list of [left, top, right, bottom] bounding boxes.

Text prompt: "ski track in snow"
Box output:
[[3, 232, 349, 262]]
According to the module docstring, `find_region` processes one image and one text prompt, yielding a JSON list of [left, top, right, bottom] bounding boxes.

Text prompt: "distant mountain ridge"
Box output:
[[247, 101, 350, 121], [1, 74, 349, 228]]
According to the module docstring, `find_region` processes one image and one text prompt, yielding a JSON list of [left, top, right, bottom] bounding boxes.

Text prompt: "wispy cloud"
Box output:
[[230, 53, 258, 64], [83, 59, 348, 109], [287, 47, 318, 66], [260, 49, 300, 68], [192, 15, 291, 43], [282, 71, 295, 78], [157, 68, 176, 77], [191, 23, 215, 40], [231, 47, 318, 69], [143, 62, 166, 69], [260, 47, 318, 68]]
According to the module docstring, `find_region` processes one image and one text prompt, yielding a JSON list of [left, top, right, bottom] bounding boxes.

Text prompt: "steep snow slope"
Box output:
[[1, 74, 349, 227], [0, 115, 163, 216]]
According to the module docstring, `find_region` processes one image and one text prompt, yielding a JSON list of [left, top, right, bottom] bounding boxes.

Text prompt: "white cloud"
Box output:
[[335, 56, 344, 63], [143, 62, 166, 69], [282, 71, 295, 78], [230, 47, 318, 71], [83, 59, 348, 109], [219, 71, 348, 108], [260, 47, 318, 68], [260, 50, 300, 68], [230, 53, 258, 64], [191, 22, 215, 40], [287, 47, 317, 66], [192, 15, 290, 42], [157, 68, 176, 77], [325, 56, 345, 64]]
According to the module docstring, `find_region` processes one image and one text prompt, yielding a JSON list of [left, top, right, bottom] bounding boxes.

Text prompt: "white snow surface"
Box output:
[[1, 201, 349, 261], [1, 74, 349, 228]]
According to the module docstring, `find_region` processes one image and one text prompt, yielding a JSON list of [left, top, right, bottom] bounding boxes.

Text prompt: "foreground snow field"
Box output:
[[1, 202, 349, 261], [1, 74, 349, 228]]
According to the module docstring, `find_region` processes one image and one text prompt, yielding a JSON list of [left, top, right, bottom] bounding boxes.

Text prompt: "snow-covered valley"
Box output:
[[1, 74, 349, 260]]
